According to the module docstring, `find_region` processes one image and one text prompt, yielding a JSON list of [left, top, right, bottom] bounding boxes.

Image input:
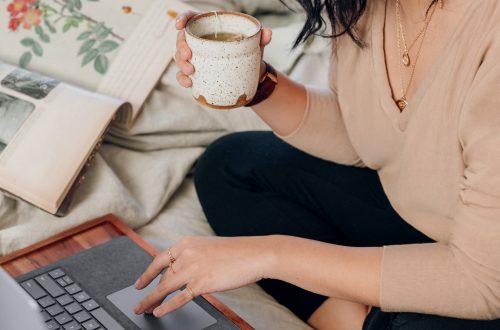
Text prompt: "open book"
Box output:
[[0, 0, 196, 215]]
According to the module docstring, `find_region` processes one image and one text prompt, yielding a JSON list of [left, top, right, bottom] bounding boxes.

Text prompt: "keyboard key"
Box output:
[[47, 304, 64, 316], [41, 310, 52, 322], [36, 274, 65, 297], [82, 319, 100, 330], [65, 302, 83, 314], [49, 269, 66, 279], [55, 312, 73, 325], [38, 296, 56, 308], [74, 292, 90, 303], [46, 320, 60, 329], [57, 278, 68, 287], [57, 294, 74, 306], [74, 310, 91, 323], [62, 276, 74, 285], [64, 321, 82, 330], [82, 299, 99, 311], [21, 280, 46, 299], [91, 308, 124, 330], [65, 284, 82, 295]]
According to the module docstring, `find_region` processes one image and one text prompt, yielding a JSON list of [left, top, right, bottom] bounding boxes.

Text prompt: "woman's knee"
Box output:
[[196, 132, 251, 189], [195, 132, 260, 207], [194, 132, 269, 235], [194, 131, 278, 191]]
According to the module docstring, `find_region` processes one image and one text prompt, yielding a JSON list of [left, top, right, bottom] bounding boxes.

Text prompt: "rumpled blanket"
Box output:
[[0, 1, 330, 328]]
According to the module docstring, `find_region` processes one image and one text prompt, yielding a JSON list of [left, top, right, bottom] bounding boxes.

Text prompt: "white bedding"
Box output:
[[0, 1, 330, 328]]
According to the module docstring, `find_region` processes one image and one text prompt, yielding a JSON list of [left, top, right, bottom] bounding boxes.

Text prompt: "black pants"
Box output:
[[194, 132, 500, 330]]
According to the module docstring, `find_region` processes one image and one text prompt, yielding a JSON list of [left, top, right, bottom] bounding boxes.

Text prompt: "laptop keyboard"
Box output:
[[20, 268, 124, 330]]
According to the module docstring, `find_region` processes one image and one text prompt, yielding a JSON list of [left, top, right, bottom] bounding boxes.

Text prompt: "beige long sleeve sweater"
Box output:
[[280, 0, 500, 320]]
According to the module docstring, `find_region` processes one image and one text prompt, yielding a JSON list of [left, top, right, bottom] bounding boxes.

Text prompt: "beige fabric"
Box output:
[[279, 0, 500, 320]]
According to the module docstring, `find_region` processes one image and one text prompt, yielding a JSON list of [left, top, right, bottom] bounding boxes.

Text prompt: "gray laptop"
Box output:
[[0, 236, 240, 330]]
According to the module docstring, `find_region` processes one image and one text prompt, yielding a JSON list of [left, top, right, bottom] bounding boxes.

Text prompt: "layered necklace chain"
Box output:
[[395, 0, 439, 111]]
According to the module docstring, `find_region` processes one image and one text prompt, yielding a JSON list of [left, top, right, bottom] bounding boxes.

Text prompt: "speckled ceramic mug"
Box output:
[[185, 12, 262, 109]]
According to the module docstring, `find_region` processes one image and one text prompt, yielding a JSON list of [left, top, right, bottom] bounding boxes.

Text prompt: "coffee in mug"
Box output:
[[200, 32, 245, 42], [185, 12, 262, 109]]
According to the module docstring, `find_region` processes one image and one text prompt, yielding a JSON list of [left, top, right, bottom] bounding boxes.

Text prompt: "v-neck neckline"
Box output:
[[370, 0, 479, 132]]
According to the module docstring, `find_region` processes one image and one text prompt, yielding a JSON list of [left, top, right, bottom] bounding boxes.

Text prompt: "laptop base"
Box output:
[[15, 236, 238, 330]]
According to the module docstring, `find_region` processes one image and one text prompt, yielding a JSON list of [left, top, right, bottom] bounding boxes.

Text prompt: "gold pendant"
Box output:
[[402, 52, 410, 66], [396, 98, 408, 111]]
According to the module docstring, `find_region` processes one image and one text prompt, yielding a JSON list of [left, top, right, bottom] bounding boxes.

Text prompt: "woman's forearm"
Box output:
[[251, 72, 307, 136], [263, 235, 383, 307]]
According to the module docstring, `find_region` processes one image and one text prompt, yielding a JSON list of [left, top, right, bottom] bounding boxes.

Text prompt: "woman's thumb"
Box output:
[[260, 28, 272, 48]]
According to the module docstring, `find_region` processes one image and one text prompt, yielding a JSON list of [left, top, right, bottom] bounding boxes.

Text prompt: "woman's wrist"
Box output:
[[258, 235, 383, 306], [250, 71, 307, 136], [254, 235, 285, 280], [257, 235, 293, 280]]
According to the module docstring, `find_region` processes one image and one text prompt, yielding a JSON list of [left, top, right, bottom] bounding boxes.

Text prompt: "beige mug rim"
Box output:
[[185, 11, 262, 43]]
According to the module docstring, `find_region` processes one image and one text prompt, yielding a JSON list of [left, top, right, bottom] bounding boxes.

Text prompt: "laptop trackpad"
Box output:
[[107, 276, 217, 330]]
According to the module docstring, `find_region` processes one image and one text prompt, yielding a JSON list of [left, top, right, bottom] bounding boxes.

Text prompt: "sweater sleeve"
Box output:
[[276, 42, 362, 166], [380, 40, 500, 319], [276, 86, 363, 166], [276, 44, 363, 166]]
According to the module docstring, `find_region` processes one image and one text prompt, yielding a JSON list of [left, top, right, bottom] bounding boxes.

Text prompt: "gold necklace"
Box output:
[[397, 6, 429, 67], [395, 0, 438, 111]]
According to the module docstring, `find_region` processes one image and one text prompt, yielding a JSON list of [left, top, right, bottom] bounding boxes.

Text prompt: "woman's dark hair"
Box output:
[[283, 0, 438, 48]]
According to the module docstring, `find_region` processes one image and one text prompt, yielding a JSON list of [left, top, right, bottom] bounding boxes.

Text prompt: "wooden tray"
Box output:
[[0, 213, 253, 329]]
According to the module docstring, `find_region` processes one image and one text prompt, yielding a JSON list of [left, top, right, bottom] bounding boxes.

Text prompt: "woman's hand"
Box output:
[[133, 236, 276, 318], [174, 11, 273, 88]]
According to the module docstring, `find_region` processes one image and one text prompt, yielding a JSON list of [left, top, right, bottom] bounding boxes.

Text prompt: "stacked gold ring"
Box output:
[[167, 248, 176, 273]]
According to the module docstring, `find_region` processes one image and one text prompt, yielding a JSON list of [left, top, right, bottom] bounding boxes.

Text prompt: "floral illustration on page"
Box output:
[[5, 0, 124, 74]]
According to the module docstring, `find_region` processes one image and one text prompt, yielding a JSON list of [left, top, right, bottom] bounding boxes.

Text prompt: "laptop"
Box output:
[[0, 236, 240, 330]]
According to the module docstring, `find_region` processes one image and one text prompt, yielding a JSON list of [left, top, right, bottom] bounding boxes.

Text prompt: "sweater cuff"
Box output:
[[275, 85, 316, 140], [380, 243, 477, 317]]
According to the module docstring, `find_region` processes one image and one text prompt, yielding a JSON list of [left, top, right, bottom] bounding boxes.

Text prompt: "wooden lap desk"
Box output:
[[0, 214, 252, 330]]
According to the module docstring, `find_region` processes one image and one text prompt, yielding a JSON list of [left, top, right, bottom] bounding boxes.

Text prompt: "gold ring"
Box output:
[[167, 248, 176, 264], [185, 286, 195, 300]]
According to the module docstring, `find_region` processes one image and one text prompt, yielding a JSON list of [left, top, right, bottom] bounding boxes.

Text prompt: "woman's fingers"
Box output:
[[134, 269, 186, 315], [177, 45, 192, 62], [134, 284, 171, 315], [175, 11, 198, 30], [175, 26, 194, 88], [176, 31, 193, 61], [143, 271, 174, 314], [176, 71, 192, 88], [153, 286, 196, 318], [176, 30, 187, 53], [135, 252, 172, 290], [177, 56, 194, 75], [260, 28, 273, 48], [174, 46, 194, 75]]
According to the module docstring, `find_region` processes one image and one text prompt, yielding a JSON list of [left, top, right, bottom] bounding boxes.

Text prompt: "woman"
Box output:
[[134, 1, 500, 329]]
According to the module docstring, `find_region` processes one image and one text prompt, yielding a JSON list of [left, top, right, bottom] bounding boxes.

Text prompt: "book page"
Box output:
[[0, 0, 196, 128], [0, 63, 124, 214]]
